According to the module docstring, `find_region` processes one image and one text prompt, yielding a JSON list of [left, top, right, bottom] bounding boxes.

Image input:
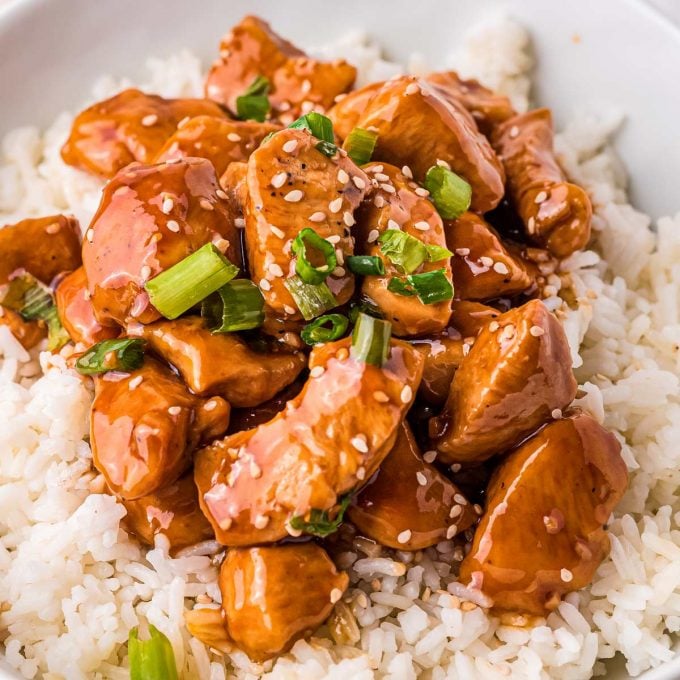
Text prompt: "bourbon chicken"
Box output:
[[0, 14, 630, 666]]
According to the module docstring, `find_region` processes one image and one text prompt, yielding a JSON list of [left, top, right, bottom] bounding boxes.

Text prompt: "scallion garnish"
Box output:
[[289, 494, 352, 538], [145, 243, 238, 320], [378, 230, 428, 274], [350, 312, 392, 367], [344, 127, 378, 165], [423, 166, 472, 219], [201, 279, 264, 333], [348, 299, 384, 323], [292, 228, 337, 285], [284, 276, 338, 320], [387, 268, 454, 305], [288, 112, 338, 158], [128, 624, 179, 680], [75, 338, 145, 376], [346, 255, 385, 276], [425, 244, 453, 262], [300, 313, 349, 345], [236, 75, 271, 122]]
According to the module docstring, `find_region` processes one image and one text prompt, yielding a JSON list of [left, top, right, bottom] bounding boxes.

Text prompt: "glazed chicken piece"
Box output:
[[426, 71, 515, 135], [353, 77, 505, 213], [220, 543, 348, 661], [327, 81, 383, 141], [91, 357, 229, 499], [349, 422, 476, 550], [431, 299, 577, 463], [445, 212, 534, 301], [83, 157, 239, 326], [61, 89, 227, 178], [0, 307, 46, 349], [241, 128, 368, 320], [410, 329, 465, 405], [449, 300, 500, 339], [0, 215, 81, 286], [492, 108, 592, 257], [119, 473, 215, 554], [55, 268, 119, 346], [354, 163, 453, 337], [205, 15, 356, 121], [194, 337, 424, 545], [459, 412, 628, 614], [153, 116, 280, 177], [132, 316, 306, 407]]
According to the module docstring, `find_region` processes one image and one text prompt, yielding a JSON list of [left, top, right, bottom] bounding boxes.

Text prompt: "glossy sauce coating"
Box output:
[[327, 81, 383, 141], [354, 76, 505, 213], [194, 337, 424, 545], [205, 15, 356, 121], [83, 158, 239, 325], [449, 300, 500, 338], [91, 357, 229, 499], [410, 328, 465, 405], [154, 116, 280, 177], [55, 268, 119, 346], [431, 299, 577, 463], [445, 212, 534, 301], [492, 108, 592, 257], [241, 128, 368, 319], [354, 162, 453, 337], [459, 412, 628, 614], [0, 307, 46, 349], [0, 215, 81, 286], [219, 543, 349, 661], [61, 88, 227, 178], [349, 422, 476, 550], [133, 316, 306, 407]]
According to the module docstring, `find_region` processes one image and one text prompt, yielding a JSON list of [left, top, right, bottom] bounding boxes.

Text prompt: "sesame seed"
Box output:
[[268, 263, 284, 277], [227, 132, 242, 142], [343, 211, 355, 227], [326, 234, 341, 244], [301, 78, 312, 94], [462, 343, 471, 356], [374, 172, 389, 182], [204, 400, 217, 411], [509, 125, 520, 138], [405, 82, 420, 95], [415, 187, 430, 197], [218, 517, 232, 530], [560, 568, 573, 582], [216, 189, 228, 200], [373, 390, 389, 403], [166, 220, 180, 233], [369, 164, 384, 174], [168, 406, 181, 416], [271, 172, 287, 188], [128, 376, 143, 390], [309, 211, 326, 222], [177, 116, 190, 129], [352, 176, 366, 189], [436, 159, 451, 169], [535, 190, 548, 204], [381, 183, 396, 194], [397, 529, 412, 543], [350, 435, 368, 453], [286, 521, 303, 537], [527, 216, 536, 233], [335, 249, 345, 265], [374, 195, 386, 208], [45, 222, 61, 234], [270, 225, 285, 239], [234, 217, 246, 229], [400, 385, 413, 404], [356, 466, 366, 480], [387, 219, 400, 231], [254, 515, 269, 529], [402, 165, 413, 179], [493, 262, 509, 275], [259, 279, 271, 291], [449, 505, 463, 519], [282, 139, 298, 153], [332, 266, 346, 277], [329, 197, 343, 213], [337, 168, 350, 184], [284, 305, 296, 315], [454, 493, 468, 505], [455, 248, 470, 256], [141, 114, 158, 126], [140, 265, 152, 281], [86, 229, 94, 243], [447, 525, 459, 540], [480, 256, 494, 267], [552, 408, 563, 419], [423, 450, 437, 463], [416, 471, 427, 486], [451, 463, 462, 473], [489, 321, 500, 332], [530, 325, 545, 337], [310, 365, 325, 378], [367, 229, 380, 243], [162, 196, 174, 214], [284, 189, 303, 202], [330, 588, 343, 604], [250, 461, 262, 478], [336, 347, 349, 361], [414, 221, 430, 231], [473, 504, 483, 515], [200, 198, 214, 211], [213, 238, 229, 252]]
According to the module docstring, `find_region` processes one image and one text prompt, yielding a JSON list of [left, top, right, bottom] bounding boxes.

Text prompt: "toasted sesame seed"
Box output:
[[493, 262, 510, 275], [284, 189, 304, 202], [462, 343, 471, 356], [473, 504, 483, 515], [353, 176, 366, 189], [400, 385, 413, 404], [436, 159, 451, 169], [552, 408, 563, 419], [405, 82, 420, 95], [168, 406, 181, 416], [200, 198, 214, 211], [332, 266, 346, 277], [227, 132, 242, 142], [310, 365, 325, 378], [509, 125, 519, 138], [216, 189, 229, 200], [283, 305, 296, 315], [213, 238, 229, 252], [271, 172, 287, 188], [373, 390, 389, 403], [446, 525, 458, 539], [204, 400, 217, 411], [268, 263, 284, 277], [535, 190, 548, 204], [387, 219, 400, 231], [416, 471, 427, 486], [374, 195, 386, 208], [301, 78, 312, 94], [177, 116, 190, 129], [270, 225, 285, 238], [282, 139, 298, 153], [356, 466, 366, 480], [451, 463, 462, 473], [489, 321, 500, 332], [45, 222, 61, 234], [140, 265, 152, 281], [250, 461, 262, 478], [423, 450, 437, 463], [128, 376, 143, 390], [307, 211, 326, 223], [397, 529, 412, 543], [560, 568, 573, 582], [330, 587, 343, 604], [374, 172, 389, 182], [367, 229, 380, 243], [381, 183, 396, 194], [335, 249, 345, 265], [480, 256, 494, 267], [455, 247, 470, 256], [449, 505, 463, 519], [234, 217, 246, 229], [259, 279, 271, 291], [329, 197, 343, 213], [218, 517, 232, 530], [166, 220, 180, 233], [350, 435, 368, 453], [324, 235, 340, 246], [141, 113, 158, 126], [343, 211, 355, 227], [414, 221, 430, 231], [162, 196, 174, 214], [86, 229, 95, 243], [402, 165, 413, 179], [527, 216, 536, 233], [454, 493, 468, 505], [254, 514, 269, 529], [337, 168, 350, 184], [530, 325, 545, 337], [369, 164, 384, 174]]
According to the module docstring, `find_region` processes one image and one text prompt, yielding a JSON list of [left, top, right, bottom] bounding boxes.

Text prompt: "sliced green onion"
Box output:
[[201, 279, 264, 333], [388, 268, 454, 305], [75, 338, 145, 376], [300, 313, 348, 345], [348, 299, 384, 323], [346, 255, 385, 276], [425, 244, 453, 262], [129, 625, 179, 680], [351, 312, 392, 367], [344, 127, 378, 166], [288, 112, 338, 157], [145, 243, 238, 320], [424, 166, 472, 219], [378, 230, 428, 274], [289, 494, 352, 538], [314, 140, 339, 158], [284, 276, 337, 320], [292, 228, 337, 285], [236, 75, 271, 122]]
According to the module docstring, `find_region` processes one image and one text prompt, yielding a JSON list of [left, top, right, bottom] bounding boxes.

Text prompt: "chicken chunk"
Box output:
[[61, 89, 227, 178], [205, 16, 356, 121], [327, 82, 383, 141], [83, 158, 239, 326], [0, 215, 81, 286], [354, 163, 453, 337], [133, 316, 306, 407], [153, 116, 280, 177], [354, 77, 505, 213], [91, 357, 229, 499], [431, 299, 577, 463], [220, 543, 348, 661], [426, 71, 515, 135], [119, 473, 214, 554], [492, 109, 592, 257], [411, 329, 465, 405], [241, 128, 368, 320], [0, 307, 46, 349], [194, 337, 424, 545], [349, 423, 476, 550], [449, 300, 500, 338], [55, 268, 119, 346], [459, 412, 628, 614], [445, 212, 534, 301]]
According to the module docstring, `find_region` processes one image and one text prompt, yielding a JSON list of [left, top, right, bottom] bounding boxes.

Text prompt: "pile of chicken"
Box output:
[[0, 16, 627, 662]]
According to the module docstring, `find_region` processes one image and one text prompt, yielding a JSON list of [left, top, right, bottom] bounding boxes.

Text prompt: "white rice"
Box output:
[[1, 15, 680, 680]]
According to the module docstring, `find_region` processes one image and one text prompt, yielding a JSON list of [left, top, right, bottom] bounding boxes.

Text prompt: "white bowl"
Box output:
[[0, 0, 679, 678]]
